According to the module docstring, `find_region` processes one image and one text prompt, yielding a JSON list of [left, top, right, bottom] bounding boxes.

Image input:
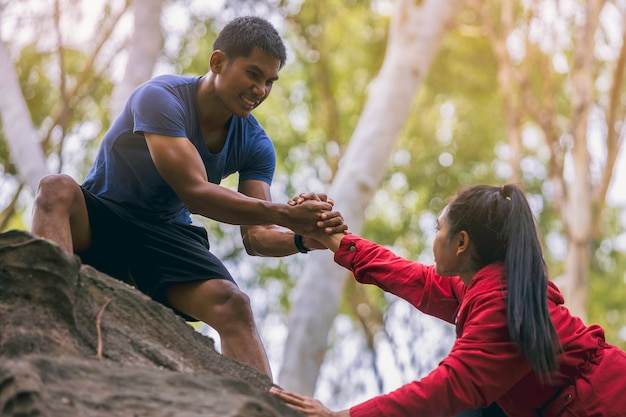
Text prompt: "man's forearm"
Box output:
[[242, 227, 305, 257], [185, 183, 284, 226], [184, 183, 333, 236]]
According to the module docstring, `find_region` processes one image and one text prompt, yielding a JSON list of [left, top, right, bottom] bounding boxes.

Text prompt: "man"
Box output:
[[31, 16, 345, 379]]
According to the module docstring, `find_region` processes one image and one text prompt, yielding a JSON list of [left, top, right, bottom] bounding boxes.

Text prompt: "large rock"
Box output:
[[0, 230, 299, 417]]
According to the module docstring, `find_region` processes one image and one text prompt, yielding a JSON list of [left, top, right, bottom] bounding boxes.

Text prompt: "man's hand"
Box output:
[[287, 193, 348, 241]]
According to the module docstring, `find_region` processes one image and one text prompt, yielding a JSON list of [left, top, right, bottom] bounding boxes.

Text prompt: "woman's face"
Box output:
[[433, 206, 471, 282]]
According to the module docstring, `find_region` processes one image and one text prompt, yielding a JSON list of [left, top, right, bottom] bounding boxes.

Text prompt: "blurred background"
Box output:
[[1, 0, 625, 410]]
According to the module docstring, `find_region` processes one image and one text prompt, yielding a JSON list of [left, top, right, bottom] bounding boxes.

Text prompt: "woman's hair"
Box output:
[[445, 184, 560, 379], [213, 16, 287, 69]]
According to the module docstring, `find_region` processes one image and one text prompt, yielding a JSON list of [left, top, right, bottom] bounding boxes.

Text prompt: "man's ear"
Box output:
[[456, 230, 470, 256], [210, 50, 226, 74]]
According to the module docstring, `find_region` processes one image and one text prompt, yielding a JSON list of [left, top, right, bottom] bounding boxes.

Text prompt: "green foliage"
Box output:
[[588, 207, 626, 349], [362, 17, 505, 261], [0, 44, 57, 176], [266, 0, 389, 193], [12, 42, 114, 160], [164, 16, 218, 75], [15, 44, 58, 128], [0, 25, 114, 230], [0, 129, 13, 176]]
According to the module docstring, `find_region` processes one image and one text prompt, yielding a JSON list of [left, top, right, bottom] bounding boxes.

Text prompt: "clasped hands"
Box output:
[[287, 192, 348, 251]]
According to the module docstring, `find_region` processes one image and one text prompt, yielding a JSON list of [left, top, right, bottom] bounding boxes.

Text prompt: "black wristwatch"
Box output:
[[294, 233, 310, 253]]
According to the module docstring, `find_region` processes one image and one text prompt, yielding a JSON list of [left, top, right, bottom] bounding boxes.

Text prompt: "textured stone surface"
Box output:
[[0, 230, 299, 417]]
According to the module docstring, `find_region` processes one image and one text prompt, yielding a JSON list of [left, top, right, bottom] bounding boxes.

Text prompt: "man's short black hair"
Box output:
[[213, 16, 287, 69]]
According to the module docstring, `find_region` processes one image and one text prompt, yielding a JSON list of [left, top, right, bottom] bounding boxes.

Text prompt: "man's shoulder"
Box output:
[[133, 74, 197, 99], [147, 74, 196, 88], [129, 75, 198, 115]]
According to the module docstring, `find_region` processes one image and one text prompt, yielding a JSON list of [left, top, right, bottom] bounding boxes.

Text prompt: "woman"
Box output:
[[271, 184, 626, 416]]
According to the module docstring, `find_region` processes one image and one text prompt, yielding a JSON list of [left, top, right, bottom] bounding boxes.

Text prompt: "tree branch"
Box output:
[[593, 7, 626, 228], [0, 182, 25, 231], [96, 298, 112, 360], [40, 0, 132, 156]]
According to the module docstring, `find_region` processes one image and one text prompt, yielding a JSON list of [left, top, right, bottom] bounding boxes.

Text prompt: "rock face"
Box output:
[[0, 230, 299, 417]]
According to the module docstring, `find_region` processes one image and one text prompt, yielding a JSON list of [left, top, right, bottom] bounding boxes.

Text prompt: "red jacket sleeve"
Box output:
[[334, 234, 465, 324]]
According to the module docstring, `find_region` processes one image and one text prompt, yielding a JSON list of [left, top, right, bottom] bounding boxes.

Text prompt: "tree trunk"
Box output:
[[109, 0, 164, 120], [556, 0, 604, 322], [279, 0, 466, 395], [0, 40, 49, 192]]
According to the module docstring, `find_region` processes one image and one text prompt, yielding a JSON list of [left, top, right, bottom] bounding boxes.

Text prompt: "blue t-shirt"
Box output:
[[83, 74, 276, 224]]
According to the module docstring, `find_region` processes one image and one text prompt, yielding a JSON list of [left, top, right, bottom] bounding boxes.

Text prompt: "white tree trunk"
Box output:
[[109, 0, 164, 120], [279, 0, 466, 395], [552, 0, 604, 323], [0, 40, 49, 192]]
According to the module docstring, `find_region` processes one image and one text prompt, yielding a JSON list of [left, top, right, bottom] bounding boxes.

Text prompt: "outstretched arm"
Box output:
[[145, 133, 335, 235]]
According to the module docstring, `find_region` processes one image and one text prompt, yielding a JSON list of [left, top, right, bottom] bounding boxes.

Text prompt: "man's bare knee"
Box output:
[[34, 174, 80, 213], [211, 288, 253, 323], [167, 280, 254, 329]]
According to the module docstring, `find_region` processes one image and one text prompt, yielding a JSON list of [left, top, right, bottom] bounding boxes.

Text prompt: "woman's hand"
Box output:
[[288, 192, 333, 207], [269, 387, 351, 417]]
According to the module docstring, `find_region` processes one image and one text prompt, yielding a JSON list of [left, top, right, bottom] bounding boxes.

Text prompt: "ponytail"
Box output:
[[502, 185, 560, 379]]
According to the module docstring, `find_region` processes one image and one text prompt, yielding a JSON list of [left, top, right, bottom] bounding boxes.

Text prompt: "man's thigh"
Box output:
[[76, 188, 137, 282], [129, 221, 236, 318]]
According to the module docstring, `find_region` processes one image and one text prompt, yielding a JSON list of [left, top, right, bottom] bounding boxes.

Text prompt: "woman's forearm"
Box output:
[[313, 232, 345, 252]]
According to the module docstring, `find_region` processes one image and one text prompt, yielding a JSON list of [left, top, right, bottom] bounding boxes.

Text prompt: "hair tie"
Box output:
[[499, 185, 511, 201]]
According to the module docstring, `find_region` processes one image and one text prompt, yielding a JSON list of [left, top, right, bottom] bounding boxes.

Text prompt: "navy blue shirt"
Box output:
[[83, 74, 276, 224]]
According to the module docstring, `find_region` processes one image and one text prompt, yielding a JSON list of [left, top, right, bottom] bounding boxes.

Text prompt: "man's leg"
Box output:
[[166, 279, 272, 379], [31, 174, 91, 253]]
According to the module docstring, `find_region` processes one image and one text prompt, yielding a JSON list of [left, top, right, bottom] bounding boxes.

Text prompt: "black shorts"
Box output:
[[78, 187, 235, 320]]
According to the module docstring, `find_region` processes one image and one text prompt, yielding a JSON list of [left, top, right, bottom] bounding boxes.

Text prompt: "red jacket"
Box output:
[[335, 235, 626, 417]]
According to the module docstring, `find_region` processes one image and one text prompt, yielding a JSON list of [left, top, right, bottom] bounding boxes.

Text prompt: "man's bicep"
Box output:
[[144, 133, 207, 195]]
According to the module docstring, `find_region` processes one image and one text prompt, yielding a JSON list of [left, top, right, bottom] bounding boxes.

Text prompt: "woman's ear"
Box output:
[[456, 230, 470, 256]]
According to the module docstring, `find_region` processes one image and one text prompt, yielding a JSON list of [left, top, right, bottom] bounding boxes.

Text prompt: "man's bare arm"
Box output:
[[144, 133, 333, 235]]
